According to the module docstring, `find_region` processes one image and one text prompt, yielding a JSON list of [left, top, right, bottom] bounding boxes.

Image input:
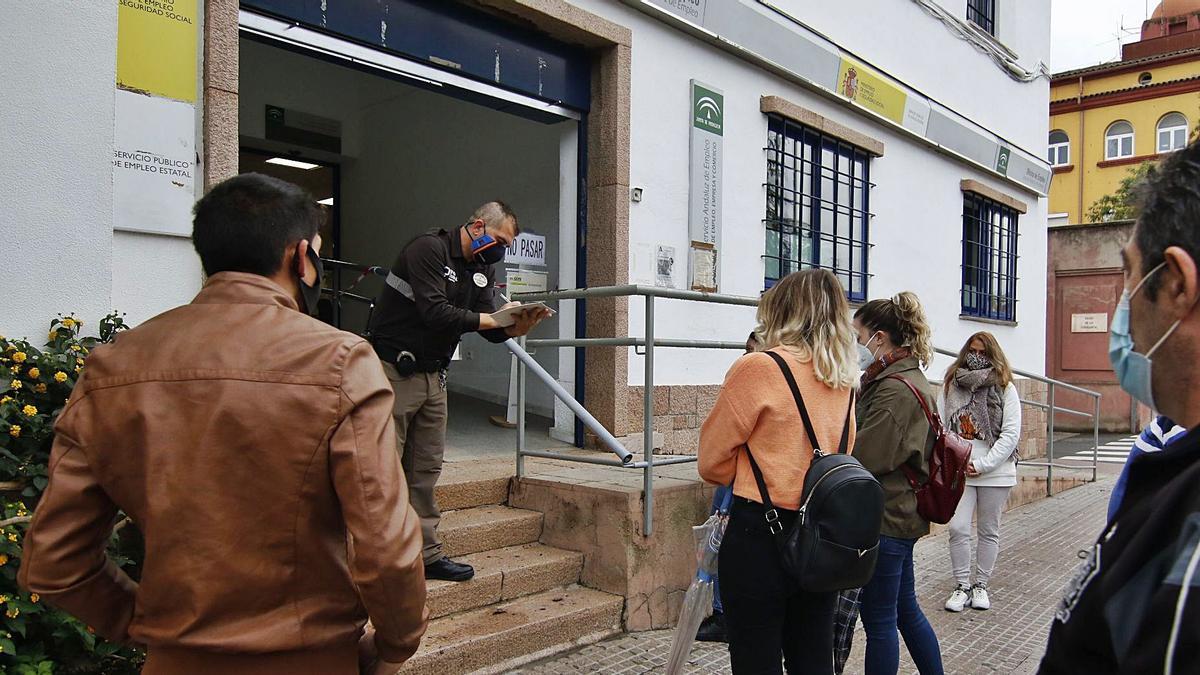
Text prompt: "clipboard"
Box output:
[[488, 302, 555, 328]]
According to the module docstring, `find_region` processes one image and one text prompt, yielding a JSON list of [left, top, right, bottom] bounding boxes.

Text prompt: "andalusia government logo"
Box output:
[[692, 83, 723, 136]]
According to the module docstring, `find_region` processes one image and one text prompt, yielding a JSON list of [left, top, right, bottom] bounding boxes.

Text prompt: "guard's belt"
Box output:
[[372, 343, 448, 375]]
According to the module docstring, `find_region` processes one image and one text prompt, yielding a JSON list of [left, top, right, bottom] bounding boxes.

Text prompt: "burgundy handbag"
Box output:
[[885, 375, 972, 525]]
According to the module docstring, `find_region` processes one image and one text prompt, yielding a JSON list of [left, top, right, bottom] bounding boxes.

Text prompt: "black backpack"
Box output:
[[744, 351, 884, 593]]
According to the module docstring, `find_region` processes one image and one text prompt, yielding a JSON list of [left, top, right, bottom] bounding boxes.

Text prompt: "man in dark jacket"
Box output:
[[1039, 139, 1200, 673], [368, 201, 549, 582]]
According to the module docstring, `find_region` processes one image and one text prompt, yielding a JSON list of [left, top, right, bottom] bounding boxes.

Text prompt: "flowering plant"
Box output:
[[0, 314, 144, 673]]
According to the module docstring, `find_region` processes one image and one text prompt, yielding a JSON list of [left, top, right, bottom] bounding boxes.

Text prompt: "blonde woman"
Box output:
[[937, 333, 1021, 613], [852, 292, 944, 675], [699, 269, 858, 674]]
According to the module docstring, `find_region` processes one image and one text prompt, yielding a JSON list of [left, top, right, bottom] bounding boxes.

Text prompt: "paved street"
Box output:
[[519, 475, 1116, 674]]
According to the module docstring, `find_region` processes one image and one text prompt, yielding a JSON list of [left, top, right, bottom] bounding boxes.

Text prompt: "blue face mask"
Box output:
[[1109, 262, 1175, 409]]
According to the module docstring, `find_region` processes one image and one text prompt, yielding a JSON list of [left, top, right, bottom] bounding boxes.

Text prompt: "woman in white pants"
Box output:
[[938, 332, 1021, 612]]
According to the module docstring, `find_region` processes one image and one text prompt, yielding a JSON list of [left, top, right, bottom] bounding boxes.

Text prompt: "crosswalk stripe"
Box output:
[[1060, 456, 1129, 464]]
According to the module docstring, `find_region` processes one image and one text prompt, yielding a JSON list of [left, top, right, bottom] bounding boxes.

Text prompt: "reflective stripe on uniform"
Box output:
[[386, 272, 416, 301]]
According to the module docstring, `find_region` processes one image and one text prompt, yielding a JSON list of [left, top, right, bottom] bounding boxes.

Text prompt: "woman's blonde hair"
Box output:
[[853, 291, 934, 367], [943, 331, 1013, 393], [755, 269, 858, 389]]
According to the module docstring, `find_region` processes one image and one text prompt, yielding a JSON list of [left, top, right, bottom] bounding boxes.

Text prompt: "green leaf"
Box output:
[[0, 637, 17, 656]]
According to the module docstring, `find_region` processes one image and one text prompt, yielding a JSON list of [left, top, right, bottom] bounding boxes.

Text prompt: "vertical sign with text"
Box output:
[[113, 0, 199, 237], [688, 80, 723, 291]]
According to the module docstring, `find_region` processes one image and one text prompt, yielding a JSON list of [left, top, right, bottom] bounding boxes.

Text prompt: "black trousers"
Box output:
[[718, 497, 837, 675]]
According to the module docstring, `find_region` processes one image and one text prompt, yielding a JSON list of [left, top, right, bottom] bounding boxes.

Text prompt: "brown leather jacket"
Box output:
[[18, 273, 428, 670]]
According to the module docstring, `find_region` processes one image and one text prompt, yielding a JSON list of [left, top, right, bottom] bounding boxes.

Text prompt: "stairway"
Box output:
[[399, 460, 624, 674]]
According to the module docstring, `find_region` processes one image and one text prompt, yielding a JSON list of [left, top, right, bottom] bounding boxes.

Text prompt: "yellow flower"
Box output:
[[11, 352, 26, 364], [5, 534, 14, 543], [5, 608, 17, 619], [29, 593, 38, 603], [54, 371, 67, 383], [26, 367, 39, 379], [8, 366, 18, 375], [7, 426, 18, 438], [76, 358, 84, 365], [9, 380, 20, 390], [22, 405, 36, 417], [0, 554, 7, 566], [48, 330, 58, 340], [62, 318, 76, 329], [33, 383, 46, 394], [0, 595, 8, 603], [75, 366, 82, 374], [69, 345, 81, 353], [0, 396, 10, 405]]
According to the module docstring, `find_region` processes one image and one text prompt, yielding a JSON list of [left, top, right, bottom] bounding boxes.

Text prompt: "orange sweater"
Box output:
[[698, 348, 856, 511]]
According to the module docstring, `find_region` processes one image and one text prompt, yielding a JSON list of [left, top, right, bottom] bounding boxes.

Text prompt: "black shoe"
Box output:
[[695, 611, 727, 643], [424, 557, 475, 582]]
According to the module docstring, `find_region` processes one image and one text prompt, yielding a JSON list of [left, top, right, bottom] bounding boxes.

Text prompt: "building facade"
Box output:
[[1047, 0, 1200, 226], [1045, 0, 1199, 430], [3, 0, 1052, 451]]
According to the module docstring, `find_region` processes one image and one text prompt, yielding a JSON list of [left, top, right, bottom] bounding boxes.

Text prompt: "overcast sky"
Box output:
[[1050, 0, 1156, 72]]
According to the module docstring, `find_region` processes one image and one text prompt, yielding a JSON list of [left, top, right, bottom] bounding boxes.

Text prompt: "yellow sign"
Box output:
[[836, 58, 907, 125], [117, 0, 198, 103]]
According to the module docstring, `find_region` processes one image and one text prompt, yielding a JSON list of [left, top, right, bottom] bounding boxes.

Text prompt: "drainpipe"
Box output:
[[1076, 75, 1085, 224]]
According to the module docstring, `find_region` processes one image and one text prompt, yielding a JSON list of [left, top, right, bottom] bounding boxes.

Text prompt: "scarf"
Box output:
[[860, 347, 912, 389], [945, 366, 1005, 447]]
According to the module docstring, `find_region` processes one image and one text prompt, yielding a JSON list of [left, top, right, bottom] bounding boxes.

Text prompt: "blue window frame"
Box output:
[[961, 191, 1019, 321], [764, 115, 873, 300]]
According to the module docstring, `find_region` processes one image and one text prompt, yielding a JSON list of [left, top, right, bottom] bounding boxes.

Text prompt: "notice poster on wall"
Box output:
[[112, 90, 197, 237], [505, 232, 547, 267], [689, 80, 723, 291]]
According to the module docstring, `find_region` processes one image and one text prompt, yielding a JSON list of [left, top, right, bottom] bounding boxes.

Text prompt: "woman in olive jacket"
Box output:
[[851, 292, 945, 675]]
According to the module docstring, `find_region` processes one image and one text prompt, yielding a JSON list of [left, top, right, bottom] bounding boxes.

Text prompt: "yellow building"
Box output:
[[1047, 0, 1200, 225]]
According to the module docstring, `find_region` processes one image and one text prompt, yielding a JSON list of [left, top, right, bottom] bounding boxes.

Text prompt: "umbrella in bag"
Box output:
[[666, 490, 732, 675]]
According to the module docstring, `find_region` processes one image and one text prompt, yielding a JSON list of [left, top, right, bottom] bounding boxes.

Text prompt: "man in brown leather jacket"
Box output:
[[18, 174, 427, 674]]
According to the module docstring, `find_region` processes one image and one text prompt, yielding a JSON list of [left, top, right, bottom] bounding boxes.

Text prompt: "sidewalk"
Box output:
[[517, 476, 1115, 674]]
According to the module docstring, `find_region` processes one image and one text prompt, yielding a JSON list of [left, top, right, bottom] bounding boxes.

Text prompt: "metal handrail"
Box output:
[[516, 286, 1103, 536]]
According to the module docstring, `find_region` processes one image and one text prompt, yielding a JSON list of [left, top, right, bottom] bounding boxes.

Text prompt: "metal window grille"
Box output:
[[961, 192, 1019, 321], [764, 115, 874, 300], [967, 0, 996, 35]]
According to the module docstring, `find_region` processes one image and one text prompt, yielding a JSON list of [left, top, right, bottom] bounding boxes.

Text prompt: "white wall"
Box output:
[[240, 39, 569, 416], [112, 232, 205, 326], [567, 0, 1050, 386], [763, 0, 1052, 153], [0, 5, 118, 341]]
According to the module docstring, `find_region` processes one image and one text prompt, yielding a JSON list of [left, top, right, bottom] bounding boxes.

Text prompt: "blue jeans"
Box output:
[[860, 535, 944, 675], [710, 485, 733, 613]]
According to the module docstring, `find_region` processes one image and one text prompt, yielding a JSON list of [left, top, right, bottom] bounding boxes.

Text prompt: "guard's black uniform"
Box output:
[[369, 228, 509, 368], [367, 227, 509, 567]]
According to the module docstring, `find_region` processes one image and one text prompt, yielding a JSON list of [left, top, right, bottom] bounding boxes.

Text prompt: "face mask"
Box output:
[[468, 226, 507, 266], [297, 245, 324, 316], [1109, 261, 1175, 409], [857, 332, 882, 370], [965, 352, 992, 371]]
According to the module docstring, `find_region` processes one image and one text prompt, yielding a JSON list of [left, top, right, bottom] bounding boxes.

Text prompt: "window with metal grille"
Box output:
[[967, 0, 996, 35], [961, 191, 1019, 322], [764, 115, 873, 300]]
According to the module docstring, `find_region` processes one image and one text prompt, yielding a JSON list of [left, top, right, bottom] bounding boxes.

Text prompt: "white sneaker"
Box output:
[[970, 584, 991, 610], [945, 584, 970, 612]]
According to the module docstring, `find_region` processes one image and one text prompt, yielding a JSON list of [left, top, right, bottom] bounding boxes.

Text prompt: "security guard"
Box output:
[[369, 201, 549, 582]]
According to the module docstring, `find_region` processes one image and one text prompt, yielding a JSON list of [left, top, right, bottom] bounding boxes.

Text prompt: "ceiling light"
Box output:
[[265, 157, 320, 170], [317, 197, 334, 206]]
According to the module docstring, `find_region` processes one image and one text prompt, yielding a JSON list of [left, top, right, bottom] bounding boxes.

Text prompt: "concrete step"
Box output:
[[400, 586, 624, 675], [436, 458, 513, 511], [439, 505, 542, 559], [426, 543, 584, 619]]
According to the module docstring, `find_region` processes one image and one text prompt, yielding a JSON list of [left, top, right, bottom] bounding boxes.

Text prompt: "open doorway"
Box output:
[[237, 32, 581, 457]]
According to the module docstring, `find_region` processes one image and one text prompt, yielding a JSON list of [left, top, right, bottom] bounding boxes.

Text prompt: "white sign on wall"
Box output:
[[1071, 313, 1108, 333], [113, 90, 196, 237], [506, 269, 548, 295], [689, 80, 723, 291], [505, 232, 547, 267]]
